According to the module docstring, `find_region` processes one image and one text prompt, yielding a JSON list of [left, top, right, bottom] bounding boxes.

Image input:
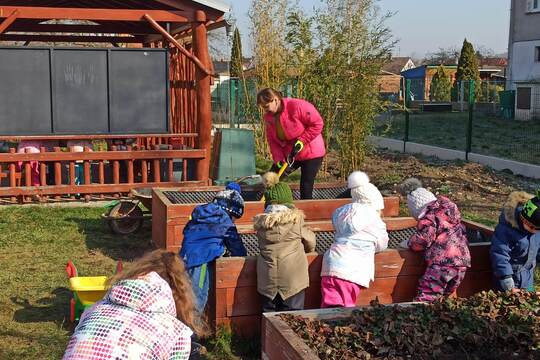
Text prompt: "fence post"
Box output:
[[465, 80, 475, 160], [404, 79, 411, 153]]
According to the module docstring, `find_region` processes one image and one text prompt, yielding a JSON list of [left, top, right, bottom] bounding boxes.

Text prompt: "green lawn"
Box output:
[[374, 112, 540, 165], [0, 206, 257, 360], [0, 206, 153, 360]]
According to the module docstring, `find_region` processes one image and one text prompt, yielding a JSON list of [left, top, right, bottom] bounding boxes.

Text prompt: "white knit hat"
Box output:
[[407, 188, 437, 219], [347, 171, 385, 210]]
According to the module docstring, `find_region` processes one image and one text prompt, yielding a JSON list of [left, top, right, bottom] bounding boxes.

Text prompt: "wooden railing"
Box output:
[[0, 145, 207, 203]]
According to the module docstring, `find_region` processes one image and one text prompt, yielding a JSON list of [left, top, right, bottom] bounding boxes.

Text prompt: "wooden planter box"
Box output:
[[210, 239, 493, 337], [152, 187, 400, 252], [262, 305, 418, 359], [262, 307, 369, 359]]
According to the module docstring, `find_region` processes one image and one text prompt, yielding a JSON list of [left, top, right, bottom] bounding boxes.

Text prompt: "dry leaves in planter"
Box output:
[[280, 291, 540, 360]]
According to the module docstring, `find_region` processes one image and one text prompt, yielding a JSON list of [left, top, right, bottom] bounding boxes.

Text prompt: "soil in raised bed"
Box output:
[[280, 291, 540, 360]]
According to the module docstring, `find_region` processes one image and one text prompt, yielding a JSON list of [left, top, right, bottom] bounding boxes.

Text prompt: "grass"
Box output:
[[374, 112, 540, 165], [202, 326, 260, 360], [0, 205, 153, 359], [0, 205, 260, 360]]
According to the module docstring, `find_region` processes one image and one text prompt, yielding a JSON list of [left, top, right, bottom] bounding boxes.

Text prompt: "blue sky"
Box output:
[[227, 0, 510, 58]]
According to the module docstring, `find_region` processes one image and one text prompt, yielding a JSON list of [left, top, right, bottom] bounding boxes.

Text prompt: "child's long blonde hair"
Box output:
[[108, 249, 208, 336]]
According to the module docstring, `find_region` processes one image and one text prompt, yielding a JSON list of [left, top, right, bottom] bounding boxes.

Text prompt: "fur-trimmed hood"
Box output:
[[503, 191, 534, 229], [254, 207, 305, 230]]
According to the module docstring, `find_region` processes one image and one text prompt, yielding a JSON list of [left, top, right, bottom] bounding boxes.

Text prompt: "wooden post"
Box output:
[[84, 146, 91, 201], [24, 148, 32, 187], [192, 10, 211, 183], [112, 145, 120, 185], [8, 148, 16, 203], [127, 145, 134, 184], [153, 145, 161, 183], [167, 144, 174, 181], [39, 147, 47, 186], [54, 147, 61, 200]]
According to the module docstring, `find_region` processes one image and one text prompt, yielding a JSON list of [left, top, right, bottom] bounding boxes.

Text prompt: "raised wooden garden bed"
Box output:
[[209, 222, 493, 337], [262, 291, 540, 359], [151, 188, 495, 337], [151, 187, 400, 252]]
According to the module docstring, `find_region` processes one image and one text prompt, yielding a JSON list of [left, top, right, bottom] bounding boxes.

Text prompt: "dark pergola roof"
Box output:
[[0, 0, 228, 45]]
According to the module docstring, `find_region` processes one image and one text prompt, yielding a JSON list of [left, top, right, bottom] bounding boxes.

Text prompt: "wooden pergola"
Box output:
[[0, 0, 229, 181]]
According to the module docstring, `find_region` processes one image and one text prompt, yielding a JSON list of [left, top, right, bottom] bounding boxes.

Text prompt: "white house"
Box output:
[[507, 0, 540, 120]]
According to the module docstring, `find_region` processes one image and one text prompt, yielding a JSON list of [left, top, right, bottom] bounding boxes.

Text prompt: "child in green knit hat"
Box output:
[[254, 172, 316, 312]]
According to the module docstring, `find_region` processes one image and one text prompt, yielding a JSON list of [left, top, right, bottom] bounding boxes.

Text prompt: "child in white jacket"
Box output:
[[320, 171, 389, 307]]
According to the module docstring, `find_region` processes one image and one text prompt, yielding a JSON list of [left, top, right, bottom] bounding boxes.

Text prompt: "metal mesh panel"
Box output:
[[164, 191, 216, 204], [466, 227, 492, 243], [240, 228, 418, 256], [293, 187, 349, 200], [163, 186, 349, 204]]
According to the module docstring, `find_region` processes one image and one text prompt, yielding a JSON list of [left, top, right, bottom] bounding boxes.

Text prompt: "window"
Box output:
[[536, 47, 540, 62], [516, 87, 531, 110], [527, 0, 540, 11]]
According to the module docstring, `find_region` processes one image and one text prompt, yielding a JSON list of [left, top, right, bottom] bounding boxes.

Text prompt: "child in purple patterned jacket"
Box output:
[[399, 178, 471, 302]]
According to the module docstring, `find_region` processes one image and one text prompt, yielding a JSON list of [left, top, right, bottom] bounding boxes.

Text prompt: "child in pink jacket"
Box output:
[[257, 88, 326, 199], [399, 178, 471, 302]]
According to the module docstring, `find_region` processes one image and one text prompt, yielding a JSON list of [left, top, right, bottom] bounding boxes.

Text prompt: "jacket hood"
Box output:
[[503, 191, 533, 229], [191, 203, 230, 224], [333, 203, 380, 238], [254, 207, 305, 230], [106, 271, 176, 317], [425, 196, 462, 227]]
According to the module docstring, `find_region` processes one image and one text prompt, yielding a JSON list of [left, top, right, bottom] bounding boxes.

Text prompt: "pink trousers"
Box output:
[[320, 276, 362, 308]]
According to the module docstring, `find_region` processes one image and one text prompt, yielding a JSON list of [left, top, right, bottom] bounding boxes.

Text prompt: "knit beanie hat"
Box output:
[[399, 178, 437, 219], [225, 181, 241, 193], [347, 171, 384, 210], [213, 188, 244, 218], [262, 172, 293, 206], [520, 191, 540, 230]]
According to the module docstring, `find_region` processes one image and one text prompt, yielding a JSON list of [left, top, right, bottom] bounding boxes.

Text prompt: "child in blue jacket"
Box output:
[[490, 191, 540, 291], [180, 183, 247, 313]]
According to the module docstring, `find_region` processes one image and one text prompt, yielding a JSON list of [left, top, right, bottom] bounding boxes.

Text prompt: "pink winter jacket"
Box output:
[[264, 98, 326, 163]]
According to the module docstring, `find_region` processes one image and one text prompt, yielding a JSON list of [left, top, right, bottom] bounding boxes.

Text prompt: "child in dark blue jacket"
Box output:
[[180, 183, 247, 313], [490, 191, 540, 291]]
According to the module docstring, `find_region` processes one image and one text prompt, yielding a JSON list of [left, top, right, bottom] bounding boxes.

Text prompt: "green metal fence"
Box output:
[[211, 77, 298, 126], [214, 77, 540, 166], [373, 79, 540, 165]]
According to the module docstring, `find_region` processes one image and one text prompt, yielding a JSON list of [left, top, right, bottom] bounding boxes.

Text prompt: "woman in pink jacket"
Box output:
[[257, 88, 326, 199]]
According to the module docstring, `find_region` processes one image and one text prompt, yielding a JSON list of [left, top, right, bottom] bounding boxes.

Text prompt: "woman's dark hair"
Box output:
[[257, 87, 283, 106]]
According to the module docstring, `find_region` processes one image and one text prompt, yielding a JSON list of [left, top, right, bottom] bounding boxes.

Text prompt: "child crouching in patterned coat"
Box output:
[[399, 178, 471, 302], [320, 171, 389, 308], [63, 249, 207, 360]]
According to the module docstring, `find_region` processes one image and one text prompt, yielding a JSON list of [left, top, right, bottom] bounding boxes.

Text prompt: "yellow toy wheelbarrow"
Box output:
[[66, 260, 122, 322]]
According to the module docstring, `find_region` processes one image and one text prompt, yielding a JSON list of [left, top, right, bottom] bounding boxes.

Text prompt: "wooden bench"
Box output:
[[209, 219, 494, 337], [151, 189, 400, 252]]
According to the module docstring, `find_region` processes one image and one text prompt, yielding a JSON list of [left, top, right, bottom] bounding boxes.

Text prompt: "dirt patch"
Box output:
[[324, 149, 538, 226]]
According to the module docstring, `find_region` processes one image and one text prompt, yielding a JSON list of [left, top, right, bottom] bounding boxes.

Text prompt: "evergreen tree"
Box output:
[[429, 65, 451, 102], [453, 38, 481, 102], [230, 28, 243, 78]]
